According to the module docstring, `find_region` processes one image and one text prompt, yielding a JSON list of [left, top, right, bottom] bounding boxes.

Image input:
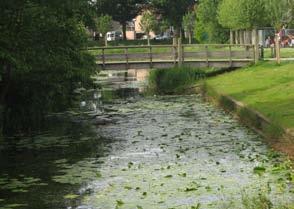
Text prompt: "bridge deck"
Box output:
[[89, 44, 255, 70]]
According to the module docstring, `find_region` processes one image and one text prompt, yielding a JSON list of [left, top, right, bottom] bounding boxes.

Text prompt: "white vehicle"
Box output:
[[154, 34, 171, 41], [106, 31, 122, 41]]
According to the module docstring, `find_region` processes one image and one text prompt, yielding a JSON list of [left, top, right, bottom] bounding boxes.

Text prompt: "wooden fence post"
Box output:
[[229, 45, 232, 67], [252, 28, 259, 64], [178, 38, 183, 67], [173, 45, 177, 66], [149, 46, 153, 68], [125, 47, 129, 69], [102, 48, 105, 70], [205, 45, 209, 67]]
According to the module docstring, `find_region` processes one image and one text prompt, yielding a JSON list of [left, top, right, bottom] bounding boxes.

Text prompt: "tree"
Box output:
[[96, 0, 146, 40], [140, 11, 158, 45], [96, 15, 113, 46], [265, 0, 294, 29], [195, 0, 228, 43], [158, 19, 170, 35], [0, 0, 96, 134], [183, 11, 196, 44], [151, 0, 195, 41], [218, 0, 266, 30]]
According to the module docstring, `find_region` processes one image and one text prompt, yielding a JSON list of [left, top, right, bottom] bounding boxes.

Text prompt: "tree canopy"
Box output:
[[151, 0, 195, 35], [218, 0, 266, 30], [183, 11, 196, 44], [96, 0, 146, 39], [96, 15, 113, 46], [0, 0, 96, 134], [265, 0, 294, 29], [195, 0, 228, 43], [140, 11, 158, 45]]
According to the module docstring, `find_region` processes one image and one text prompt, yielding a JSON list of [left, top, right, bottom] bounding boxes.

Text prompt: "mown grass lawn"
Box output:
[[263, 47, 294, 59], [206, 61, 294, 129]]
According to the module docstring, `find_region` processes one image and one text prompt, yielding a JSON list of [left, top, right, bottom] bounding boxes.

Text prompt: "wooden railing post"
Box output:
[[125, 47, 129, 69], [173, 45, 178, 66], [178, 38, 183, 67], [102, 48, 105, 70], [252, 28, 259, 64], [205, 45, 209, 67], [229, 45, 232, 67], [182, 45, 185, 63], [149, 46, 153, 68]]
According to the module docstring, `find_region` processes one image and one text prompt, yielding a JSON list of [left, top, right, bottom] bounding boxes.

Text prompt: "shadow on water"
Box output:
[[0, 69, 149, 209]]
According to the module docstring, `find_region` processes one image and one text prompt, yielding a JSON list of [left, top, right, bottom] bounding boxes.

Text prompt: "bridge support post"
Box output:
[[178, 38, 183, 67], [252, 28, 259, 64]]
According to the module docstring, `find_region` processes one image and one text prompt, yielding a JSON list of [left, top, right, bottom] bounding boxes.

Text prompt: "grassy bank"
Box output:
[[205, 61, 294, 135], [147, 67, 207, 94]]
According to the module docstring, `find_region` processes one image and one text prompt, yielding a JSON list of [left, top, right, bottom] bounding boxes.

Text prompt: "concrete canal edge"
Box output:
[[198, 82, 294, 157]]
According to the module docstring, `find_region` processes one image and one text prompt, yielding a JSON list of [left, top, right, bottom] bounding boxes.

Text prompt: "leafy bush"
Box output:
[[0, 1, 97, 134]]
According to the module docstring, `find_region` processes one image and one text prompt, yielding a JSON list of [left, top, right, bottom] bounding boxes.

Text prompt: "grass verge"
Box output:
[[205, 61, 294, 140]]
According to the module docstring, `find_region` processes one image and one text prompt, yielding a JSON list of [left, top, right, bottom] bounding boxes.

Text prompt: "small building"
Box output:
[[126, 15, 156, 40]]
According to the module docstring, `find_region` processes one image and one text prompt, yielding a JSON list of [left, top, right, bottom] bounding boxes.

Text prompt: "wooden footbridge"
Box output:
[[90, 44, 257, 70]]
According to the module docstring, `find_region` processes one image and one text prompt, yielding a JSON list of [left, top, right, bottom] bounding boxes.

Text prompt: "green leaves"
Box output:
[[151, 0, 195, 29], [96, 15, 113, 36], [0, 0, 97, 134], [218, 0, 267, 29], [195, 0, 228, 43]]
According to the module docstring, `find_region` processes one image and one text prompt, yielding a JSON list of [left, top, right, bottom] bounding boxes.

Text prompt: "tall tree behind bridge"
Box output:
[[151, 0, 195, 41], [195, 0, 228, 43], [265, 0, 294, 29], [182, 11, 196, 44], [96, 15, 113, 46], [140, 11, 158, 45], [218, 0, 266, 30], [96, 0, 146, 40]]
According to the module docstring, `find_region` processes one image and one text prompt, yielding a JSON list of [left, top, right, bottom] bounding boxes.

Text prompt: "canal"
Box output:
[[0, 69, 293, 209]]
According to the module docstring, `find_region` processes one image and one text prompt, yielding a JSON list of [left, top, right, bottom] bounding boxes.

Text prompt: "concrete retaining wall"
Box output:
[[201, 83, 294, 143]]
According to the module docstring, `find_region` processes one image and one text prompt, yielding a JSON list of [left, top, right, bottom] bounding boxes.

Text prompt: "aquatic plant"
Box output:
[[147, 67, 206, 94]]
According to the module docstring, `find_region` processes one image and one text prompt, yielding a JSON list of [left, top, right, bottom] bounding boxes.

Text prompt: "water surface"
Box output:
[[0, 69, 293, 209]]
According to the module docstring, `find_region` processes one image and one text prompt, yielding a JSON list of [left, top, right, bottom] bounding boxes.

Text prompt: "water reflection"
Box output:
[[0, 68, 150, 209], [0, 69, 293, 209]]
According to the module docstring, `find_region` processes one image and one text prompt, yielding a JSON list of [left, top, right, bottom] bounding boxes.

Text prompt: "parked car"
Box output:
[[154, 34, 171, 41], [106, 31, 122, 41]]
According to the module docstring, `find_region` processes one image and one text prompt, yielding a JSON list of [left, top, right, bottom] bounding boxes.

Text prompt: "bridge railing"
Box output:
[[88, 44, 255, 69]]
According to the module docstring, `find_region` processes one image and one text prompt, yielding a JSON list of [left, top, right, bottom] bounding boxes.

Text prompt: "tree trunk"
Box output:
[[230, 29, 233, 45], [235, 30, 239, 44], [0, 104, 3, 136], [122, 22, 127, 40], [173, 28, 180, 46], [188, 32, 192, 44], [0, 63, 11, 104], [181, 28, 185, 41], [147, 35, 150, 46], [104, 35, 108, 47], [0, 62, 11, 134], [240, 30, 244, 45]]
